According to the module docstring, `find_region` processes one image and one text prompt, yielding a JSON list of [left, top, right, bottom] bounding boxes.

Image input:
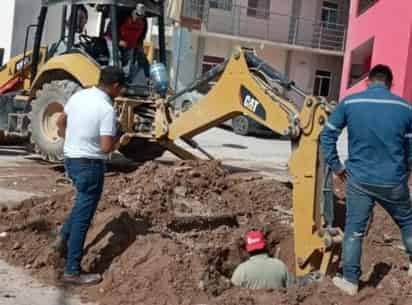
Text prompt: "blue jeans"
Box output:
[[61, 158, 105, 275], [343, 178, 412, 284], [124, 48, 150, 80]]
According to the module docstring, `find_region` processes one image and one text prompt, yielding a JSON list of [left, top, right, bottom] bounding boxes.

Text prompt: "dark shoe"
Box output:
[[61, 273, 102, 286], [50, 235, 67, 256]]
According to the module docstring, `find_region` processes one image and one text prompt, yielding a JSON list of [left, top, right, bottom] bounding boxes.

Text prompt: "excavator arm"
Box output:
[[153, 48, 342, 276]]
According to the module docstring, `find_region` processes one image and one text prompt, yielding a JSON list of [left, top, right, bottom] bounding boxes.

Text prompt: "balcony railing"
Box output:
[[182, 0, 347, 52]]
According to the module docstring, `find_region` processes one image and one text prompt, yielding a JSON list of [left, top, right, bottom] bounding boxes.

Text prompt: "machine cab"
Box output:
[[32, 0, 167, 86]]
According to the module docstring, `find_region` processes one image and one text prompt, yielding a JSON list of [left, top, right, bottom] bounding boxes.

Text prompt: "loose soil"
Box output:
[[0, 160, 412, 305]]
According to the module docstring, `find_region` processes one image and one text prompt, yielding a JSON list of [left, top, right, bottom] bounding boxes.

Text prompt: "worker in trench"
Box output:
[[320, 65, 412, 296], [51, 67, 125, 285], [231, 230, 322, 289]]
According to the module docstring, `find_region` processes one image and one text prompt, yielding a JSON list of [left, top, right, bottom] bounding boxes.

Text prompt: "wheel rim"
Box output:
[[234, 116, 249, 134], [42, 102, 64, 143]]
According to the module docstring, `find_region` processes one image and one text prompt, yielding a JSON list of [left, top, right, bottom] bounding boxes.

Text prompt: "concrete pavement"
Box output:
[[173, 127, 348, 180], [0, 261, 93, 305]]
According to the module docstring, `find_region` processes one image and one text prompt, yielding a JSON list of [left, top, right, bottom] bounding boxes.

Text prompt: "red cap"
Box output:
[[245, 230, 266, 253]]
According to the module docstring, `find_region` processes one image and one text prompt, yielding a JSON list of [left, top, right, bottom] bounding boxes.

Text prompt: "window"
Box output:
[[247, 0, 271, 19], [321, 1, 338, 25], [202, 55, 225, 74], [314, 70, 332, 97], [210, 0, 233, 11], [358, 0, 379, 15], [348, 38, 374, 88]]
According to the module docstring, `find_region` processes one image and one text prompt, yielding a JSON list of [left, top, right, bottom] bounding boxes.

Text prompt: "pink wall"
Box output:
[[340, 0, 412, 101]]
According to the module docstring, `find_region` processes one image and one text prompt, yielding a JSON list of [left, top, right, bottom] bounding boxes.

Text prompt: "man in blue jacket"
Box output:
[[320, 65, 412, 295]]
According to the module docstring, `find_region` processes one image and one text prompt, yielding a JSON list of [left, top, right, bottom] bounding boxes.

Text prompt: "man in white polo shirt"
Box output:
[[54, 67, 125, 285]]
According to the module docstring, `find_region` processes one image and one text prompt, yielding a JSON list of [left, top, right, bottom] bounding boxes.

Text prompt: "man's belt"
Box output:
[[67, 158, 104, 165]]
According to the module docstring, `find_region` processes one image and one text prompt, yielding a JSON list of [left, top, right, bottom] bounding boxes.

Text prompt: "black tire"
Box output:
[[30, 80, 81, 162], [119, 138, 166, 163], [232, 115, 250, 136]]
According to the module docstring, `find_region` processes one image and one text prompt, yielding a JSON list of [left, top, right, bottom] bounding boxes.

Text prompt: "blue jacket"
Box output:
[[320, 84, 412, 186]]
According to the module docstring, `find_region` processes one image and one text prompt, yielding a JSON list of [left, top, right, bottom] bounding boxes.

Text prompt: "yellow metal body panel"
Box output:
[[288, 98, 332, 276], [31, 53, 100, 92], [144, 42, 154, 64], [158, 49, 338, 277], [163, 53, 298, 140], [0, 47, 48, 91]]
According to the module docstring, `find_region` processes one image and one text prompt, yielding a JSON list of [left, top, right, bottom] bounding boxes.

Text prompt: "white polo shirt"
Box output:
[[64, 87, 117, 160]]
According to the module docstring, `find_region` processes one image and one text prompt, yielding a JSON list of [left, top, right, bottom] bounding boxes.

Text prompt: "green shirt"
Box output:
[[231, 254, 295, 289]]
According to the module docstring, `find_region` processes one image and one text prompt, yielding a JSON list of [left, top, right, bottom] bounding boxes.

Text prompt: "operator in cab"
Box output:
[[320, 65, 412, 296], [105, 7, 150, 82], [52, 67, 125, 286], [118, 7, 150, 82]]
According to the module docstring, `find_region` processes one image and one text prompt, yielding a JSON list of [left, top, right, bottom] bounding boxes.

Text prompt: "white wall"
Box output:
[[11, 0, 42, 60], [43, 3, 64, 46], [0, 0, 16, 62], [258, 45, 288, 73], [203, 37, 232, 58], [170, 28, 199, 91]]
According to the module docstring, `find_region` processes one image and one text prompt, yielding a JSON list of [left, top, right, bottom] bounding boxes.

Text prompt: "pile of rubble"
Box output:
[[0, 160, 411, 305]]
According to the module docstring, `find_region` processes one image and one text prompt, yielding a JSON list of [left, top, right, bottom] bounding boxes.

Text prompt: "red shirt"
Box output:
[[120, 17, 146, 48]]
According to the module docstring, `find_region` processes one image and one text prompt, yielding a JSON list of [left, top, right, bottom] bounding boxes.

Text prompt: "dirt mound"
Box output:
[[0, 160, 412, 305]]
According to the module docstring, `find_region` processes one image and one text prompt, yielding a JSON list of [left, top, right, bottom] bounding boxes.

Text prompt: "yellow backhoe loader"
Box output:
[[0, 0, 342, 278], [0, 0, 163, 161]]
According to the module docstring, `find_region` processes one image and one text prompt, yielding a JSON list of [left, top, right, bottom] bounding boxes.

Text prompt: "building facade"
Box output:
[[340, 0, 412, 101], [0, 0, 350, 108], [172, 0, 349, 107]]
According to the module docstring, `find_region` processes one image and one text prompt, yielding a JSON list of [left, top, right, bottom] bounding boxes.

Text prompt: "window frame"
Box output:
[[358, 0, 379, 16], [314, 70, 332, 97], [209, 0, 233, 11], [347, 37, 375, 89], [321, 1, 339, 27], [247, 0, 271, 20]]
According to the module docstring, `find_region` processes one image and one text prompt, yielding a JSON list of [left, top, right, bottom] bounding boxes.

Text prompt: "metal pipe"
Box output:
[[60, 5, 67, 41], [174, 27, 183, 91], [67, 5, 77, 50], [167, 59, 228, 103], [110, 5, 120, 67], [31, 6, 48, 84], [244, 51, 307, 97], [98, 11, 105, 37], [158, 1, 167, 65]]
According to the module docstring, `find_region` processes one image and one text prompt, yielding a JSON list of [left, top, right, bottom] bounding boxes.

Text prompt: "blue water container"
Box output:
[[150, 62, 169, 96]]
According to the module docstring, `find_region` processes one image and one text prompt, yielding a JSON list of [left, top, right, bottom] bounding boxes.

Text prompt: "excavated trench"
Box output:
[[1, 160, 412, 305]]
